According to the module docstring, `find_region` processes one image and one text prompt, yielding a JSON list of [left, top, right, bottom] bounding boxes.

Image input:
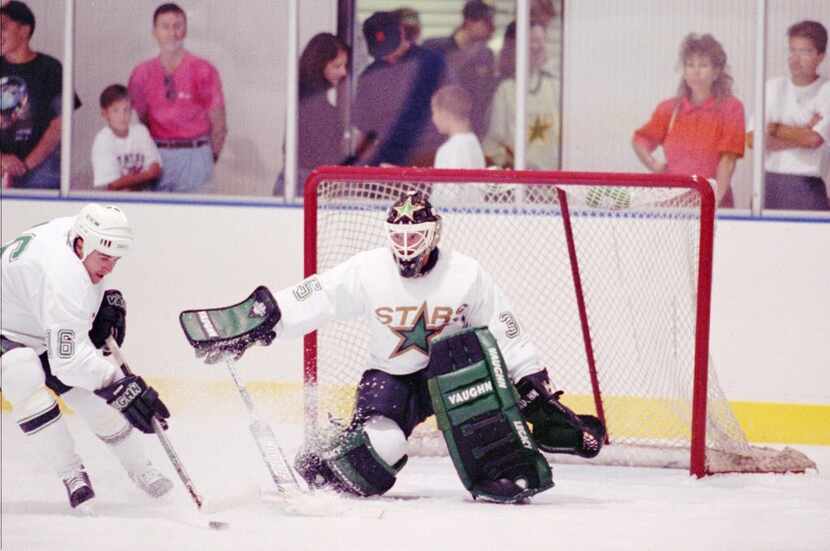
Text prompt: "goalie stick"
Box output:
[[104, 336, 231, 531], [224, 358, 304, 497]]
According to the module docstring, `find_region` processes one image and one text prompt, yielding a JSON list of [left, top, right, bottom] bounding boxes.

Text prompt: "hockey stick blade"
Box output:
[[224, 360, 304, 497]]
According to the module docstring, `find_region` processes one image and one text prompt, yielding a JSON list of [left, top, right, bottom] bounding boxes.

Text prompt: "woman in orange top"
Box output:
[[632, 33, 745, 207]]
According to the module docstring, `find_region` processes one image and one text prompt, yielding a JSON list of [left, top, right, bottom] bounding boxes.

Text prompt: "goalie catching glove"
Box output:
[[179, 286, 281, 364], [95, 375, 170, 434], [516, 370, 605, 458]]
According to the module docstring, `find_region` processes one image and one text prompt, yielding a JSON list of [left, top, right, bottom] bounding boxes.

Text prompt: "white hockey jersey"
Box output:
[[1, 217, 118, 391], [275, 247, 542, 382]]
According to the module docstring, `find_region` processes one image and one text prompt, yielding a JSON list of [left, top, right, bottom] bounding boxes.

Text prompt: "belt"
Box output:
[[155, 138, 209, 149]]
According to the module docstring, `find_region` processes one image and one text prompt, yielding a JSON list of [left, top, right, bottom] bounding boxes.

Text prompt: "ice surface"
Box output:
[[2, 411, 828, 551]]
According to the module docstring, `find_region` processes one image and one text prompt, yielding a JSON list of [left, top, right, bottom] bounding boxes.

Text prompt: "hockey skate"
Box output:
[[129, 463, 174, 498], [63, 467, 95, 509]]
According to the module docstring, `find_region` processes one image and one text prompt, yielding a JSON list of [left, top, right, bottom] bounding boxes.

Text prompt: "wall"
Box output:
[[2, 198, 828, 443]]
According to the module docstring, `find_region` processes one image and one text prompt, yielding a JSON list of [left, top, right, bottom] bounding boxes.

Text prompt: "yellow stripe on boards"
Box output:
[[730, 401, 830, 445], [2, 386, 828, 445]]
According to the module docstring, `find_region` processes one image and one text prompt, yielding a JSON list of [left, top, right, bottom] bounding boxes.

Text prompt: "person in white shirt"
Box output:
[[183, 192, 605, 503], [747, 20, 829, 211], [484, 21, 560, 170], [1, 204, 172, 509], [91, 84, 161, 191], [432, 84, 486, 169]]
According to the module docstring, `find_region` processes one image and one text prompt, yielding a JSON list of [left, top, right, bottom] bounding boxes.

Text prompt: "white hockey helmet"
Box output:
[[69, 204, 134, 260], [385, 191, 442, 278]]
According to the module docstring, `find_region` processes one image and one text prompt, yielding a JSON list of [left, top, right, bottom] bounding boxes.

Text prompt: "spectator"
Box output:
[[353, 10, 448, 167], [396, 7, 422, 45], [423, 0, 497, 138], [530, 0, 562, 79], [128, 2, 226, 193], [633, 33, 745, 207], [432, 85, 485, 169], [274, 33, 350, 197], [747, 20, 829, 211], [483, 21, 560, 169], [91, 84, 161, 191], [0, 0, 81, 189]]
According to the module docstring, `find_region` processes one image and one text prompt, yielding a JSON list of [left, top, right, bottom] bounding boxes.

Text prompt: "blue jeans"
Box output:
[[765, 173, 829, 211], [12, 149, 61, 190], [156, 145, 214, 193]]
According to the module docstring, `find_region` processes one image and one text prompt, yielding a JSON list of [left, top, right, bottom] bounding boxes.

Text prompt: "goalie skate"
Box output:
[[129, 463, 174, 498], [63, 467, 95, 509]]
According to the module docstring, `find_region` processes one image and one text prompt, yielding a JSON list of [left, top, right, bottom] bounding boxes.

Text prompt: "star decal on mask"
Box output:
[[392, 196, 424, 222], [388, 302, 443, 358], [528, 115, 553, 144]]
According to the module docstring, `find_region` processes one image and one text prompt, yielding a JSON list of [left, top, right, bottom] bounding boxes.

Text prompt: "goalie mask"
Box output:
[[69, 204, 134, 261], [385, 191, 442, 278]]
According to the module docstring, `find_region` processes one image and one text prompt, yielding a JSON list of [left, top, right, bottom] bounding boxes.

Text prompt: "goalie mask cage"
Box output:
[[303, 167, 814, 477]]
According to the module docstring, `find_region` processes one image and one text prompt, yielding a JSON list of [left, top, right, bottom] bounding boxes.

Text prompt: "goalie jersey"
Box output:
[[1, 217, 117, 391], [275, 247, 542, 382]]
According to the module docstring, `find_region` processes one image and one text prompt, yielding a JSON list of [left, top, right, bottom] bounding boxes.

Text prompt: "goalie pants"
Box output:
[[353, 369, 434, 438]]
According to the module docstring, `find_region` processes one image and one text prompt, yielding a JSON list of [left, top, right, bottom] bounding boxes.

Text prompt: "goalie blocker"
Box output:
[[427, 328, 553, 503], [179, 286, 281, 363]]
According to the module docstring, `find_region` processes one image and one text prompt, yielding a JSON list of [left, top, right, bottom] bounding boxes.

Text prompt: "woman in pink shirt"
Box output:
[[632, 33, 745, 207]]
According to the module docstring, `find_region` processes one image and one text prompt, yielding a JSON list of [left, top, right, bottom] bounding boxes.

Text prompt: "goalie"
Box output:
[[182, 191, 605, 503]]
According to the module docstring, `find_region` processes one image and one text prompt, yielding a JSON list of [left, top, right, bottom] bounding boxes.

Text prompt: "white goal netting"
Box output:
[[304, 169, 814, 476]]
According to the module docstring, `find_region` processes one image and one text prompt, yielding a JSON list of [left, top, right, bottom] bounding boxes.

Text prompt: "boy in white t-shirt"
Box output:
[[431, 85, 486, 169], [91, 84, 161, 191], [747, 21, 829, 211]]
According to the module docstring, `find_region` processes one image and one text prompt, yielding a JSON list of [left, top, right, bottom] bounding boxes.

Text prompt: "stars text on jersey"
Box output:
[[380, 302, 446, 358]]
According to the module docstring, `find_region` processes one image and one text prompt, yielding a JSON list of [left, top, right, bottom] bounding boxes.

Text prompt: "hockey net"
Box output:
[[303, 167, 815, 477]]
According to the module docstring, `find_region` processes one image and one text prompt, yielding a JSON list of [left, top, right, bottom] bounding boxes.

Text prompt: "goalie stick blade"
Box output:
[[179, 286, 279, 350], [249, 418, 303, 494]]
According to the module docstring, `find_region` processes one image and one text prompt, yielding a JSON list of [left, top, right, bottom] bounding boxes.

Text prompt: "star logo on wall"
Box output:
[[528, 116, 553, 144], [392, 196, 424, 222], [388, 302, 443, 358]]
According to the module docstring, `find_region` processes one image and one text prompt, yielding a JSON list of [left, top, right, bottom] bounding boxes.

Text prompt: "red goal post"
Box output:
[[302, 167, 814, 477]]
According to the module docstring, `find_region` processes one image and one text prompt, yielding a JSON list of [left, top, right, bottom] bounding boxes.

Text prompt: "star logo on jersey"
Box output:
[[392, 196, 424, 222], [528, 115, 553, 144], [388, 302, 443, 358]]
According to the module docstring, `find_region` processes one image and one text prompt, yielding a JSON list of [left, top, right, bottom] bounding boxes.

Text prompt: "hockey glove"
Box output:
[[516, 370, 605, 458], [179, 286, 280, 364], [89, 290, 126, 354], [95, 375, 170, 434]]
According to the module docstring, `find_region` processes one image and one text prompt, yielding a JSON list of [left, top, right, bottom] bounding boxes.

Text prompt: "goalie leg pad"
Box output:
[[295, 423, 407, 497], [427, 327, 553, 503]]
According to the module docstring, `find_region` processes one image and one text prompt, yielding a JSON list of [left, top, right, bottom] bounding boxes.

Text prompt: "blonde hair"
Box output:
[[432, 85, 473, 120], [676, 33, 734, 99]]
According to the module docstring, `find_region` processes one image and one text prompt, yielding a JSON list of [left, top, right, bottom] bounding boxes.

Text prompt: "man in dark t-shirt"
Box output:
[[423, 0, 497, 139], [353, 11, 448, 167], [1, 1, 81, 189]]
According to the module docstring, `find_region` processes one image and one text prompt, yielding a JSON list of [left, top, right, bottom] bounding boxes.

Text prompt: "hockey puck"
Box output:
[[208, 520, 230, 530]]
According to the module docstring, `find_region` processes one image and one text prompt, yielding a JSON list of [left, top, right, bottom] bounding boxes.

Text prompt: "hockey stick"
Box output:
[[223, 358, 304, 497], [105, 336, 206, 510]]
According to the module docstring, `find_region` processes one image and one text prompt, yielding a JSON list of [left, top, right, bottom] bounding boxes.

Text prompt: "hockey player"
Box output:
[[182, 192, 605, 503], [1, 203, 173, 508]]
